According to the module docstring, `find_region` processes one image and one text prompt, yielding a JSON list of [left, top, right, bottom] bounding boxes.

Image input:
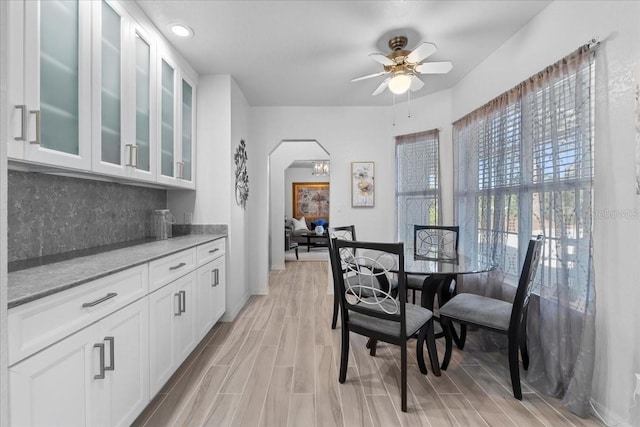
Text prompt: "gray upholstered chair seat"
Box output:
[[439, 293, 512, 331], [350, 298, 433, 338]]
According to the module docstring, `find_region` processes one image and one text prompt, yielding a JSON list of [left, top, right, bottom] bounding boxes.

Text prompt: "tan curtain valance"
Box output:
[[453, 43, 596, 127], [395, 128, 439, 144]]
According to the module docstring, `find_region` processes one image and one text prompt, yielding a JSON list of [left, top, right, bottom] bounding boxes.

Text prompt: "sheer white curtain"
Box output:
[[395, 129, 441, 248], [454, 45, 596, 417]]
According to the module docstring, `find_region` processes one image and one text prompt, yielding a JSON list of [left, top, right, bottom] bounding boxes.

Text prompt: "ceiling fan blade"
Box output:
[[368, 53, 394, 66], [406, 42, 437, 63], [410, 75, 424, 91], [372, 77, 390, 96], [351, 71, 388, 82], [415, 61, 453, 74]]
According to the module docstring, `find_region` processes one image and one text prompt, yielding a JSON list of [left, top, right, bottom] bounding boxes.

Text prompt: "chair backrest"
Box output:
[[329, 225, 356, 242], [413, 225, 459, 259], [509, 235, 545, 330], [330, 239, 408, 338]]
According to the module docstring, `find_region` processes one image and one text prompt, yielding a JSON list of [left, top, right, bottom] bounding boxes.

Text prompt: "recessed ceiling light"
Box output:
[[170, 24, 193, 38]]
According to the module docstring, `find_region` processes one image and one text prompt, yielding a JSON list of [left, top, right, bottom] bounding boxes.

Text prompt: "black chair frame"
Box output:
[[328, 225, 356, 329], [330, 238, 440, 412], [440, 235, 544, 400]]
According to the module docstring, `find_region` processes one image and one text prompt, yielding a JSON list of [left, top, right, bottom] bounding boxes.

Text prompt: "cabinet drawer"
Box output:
[[149, 248, 196, 292], [8, 264, 148, 366], [196, 239, 225, 266]]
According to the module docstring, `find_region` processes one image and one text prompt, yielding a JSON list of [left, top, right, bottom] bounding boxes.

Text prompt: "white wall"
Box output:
[[169, 75, 251, 321], [269, 142, 329, 270], [450, 1, 640, 424], [249, 91, 453, 294], [285, 167, 330, 220]]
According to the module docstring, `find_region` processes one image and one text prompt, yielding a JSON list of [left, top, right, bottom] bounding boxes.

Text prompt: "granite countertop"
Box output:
[[8, 234, 226, 309]]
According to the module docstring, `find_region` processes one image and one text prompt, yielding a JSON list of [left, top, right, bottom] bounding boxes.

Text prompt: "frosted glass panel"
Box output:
[[135, 34, 150, 171], [101, 1, 121, 164], [181, 80, 192, 181], [40, 0, 79, 154], [161, 60, 174, 177]]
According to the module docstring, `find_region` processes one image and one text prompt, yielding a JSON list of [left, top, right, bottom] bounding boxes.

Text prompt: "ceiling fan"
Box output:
[[352, 36, 453, 96]]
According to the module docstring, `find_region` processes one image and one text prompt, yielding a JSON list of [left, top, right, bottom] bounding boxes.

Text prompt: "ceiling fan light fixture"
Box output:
[[388, 74, 411, 95]]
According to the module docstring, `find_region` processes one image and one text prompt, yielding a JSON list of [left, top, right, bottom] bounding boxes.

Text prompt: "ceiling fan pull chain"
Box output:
[[392, 93, 396, 126], [407, 90, 411, 119]]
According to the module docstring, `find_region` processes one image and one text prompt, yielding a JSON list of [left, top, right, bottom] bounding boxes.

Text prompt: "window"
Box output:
[[454, 47, 594, 311], [395, 129, 440, 248]]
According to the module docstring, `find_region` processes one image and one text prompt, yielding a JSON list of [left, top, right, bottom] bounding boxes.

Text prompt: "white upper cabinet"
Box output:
[[156, 51, 196, 189], [15, 0, 93, 170], [7, 0, 195, 188]]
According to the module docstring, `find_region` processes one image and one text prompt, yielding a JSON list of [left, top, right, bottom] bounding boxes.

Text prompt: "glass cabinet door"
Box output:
[[40, 0, 80, 155], [100, 0, 122, 165], [160, 59, 175, 178], [135, 33, 151, 173], [181, 79, 193, 182]]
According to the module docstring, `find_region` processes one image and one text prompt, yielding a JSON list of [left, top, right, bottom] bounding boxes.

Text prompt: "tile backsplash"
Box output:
[[8, 171, 167, 262]]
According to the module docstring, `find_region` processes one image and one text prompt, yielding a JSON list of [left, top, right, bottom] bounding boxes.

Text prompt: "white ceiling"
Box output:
[[136, 0, 552, 107]]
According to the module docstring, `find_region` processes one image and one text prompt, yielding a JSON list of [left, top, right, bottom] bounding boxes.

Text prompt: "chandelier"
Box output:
[[312, 161, 330, 176]]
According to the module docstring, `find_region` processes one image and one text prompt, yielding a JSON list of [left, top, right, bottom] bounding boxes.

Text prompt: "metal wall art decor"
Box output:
[[234, 139, 249, 209], [351, 161, 375, 207]]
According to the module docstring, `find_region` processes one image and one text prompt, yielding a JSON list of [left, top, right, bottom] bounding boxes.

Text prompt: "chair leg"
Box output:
[[339, 327, 349, 383], [425, 320, 441, 376], [295, 247, 299, 260], [440, 317, 454, 371], [508, 334, 523, 400], [401, 344, 408, 412], [368, 339, 377, 356], [416, 325, 429, 375], [520, 317, 529, 371], [331, 293, 339, 329], [452, 323, 467, 350]]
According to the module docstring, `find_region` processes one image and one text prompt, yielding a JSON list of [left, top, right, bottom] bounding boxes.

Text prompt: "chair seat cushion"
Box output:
[[349, 299, 433, 338], [439, 293, 512, 332]]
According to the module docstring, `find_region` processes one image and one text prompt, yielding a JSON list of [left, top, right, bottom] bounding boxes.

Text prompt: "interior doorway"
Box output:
[[268, 140, 329, 270]]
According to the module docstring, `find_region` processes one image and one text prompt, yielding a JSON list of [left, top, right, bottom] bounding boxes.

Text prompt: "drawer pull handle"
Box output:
[[105, 337, 115, 371], [169, 262, 186, 271], [82, 292, 117, 308], [94, 343, 106, 379], [208, 248, 219, 254]]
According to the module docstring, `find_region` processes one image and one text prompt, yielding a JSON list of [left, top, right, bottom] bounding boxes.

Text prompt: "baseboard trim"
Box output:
[[220, 292, 251, 322]]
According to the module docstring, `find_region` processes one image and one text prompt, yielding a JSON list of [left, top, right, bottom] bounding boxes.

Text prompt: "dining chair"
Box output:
[[407, 225, 466, 348], [328, 225, 356, 329], [439, 235, 545, 400], [330, 238, 440, 412]]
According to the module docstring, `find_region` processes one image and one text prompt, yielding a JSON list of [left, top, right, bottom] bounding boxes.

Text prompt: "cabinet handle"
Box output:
[[94, 343, 106, 380], [132, 144, 138, 168], [169, 262, 186, 271], [174, 292, 181, 316], [82, 292, 117, 308], [104, 336, 115, 371], [29, 109, 41, 145], [212, 268, 219, 287], [179, 290, 186, 313], [15, 105, 27, 141], [208, 248, 219, 254]]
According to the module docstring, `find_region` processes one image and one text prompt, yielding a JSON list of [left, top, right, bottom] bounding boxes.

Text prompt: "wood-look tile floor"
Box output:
[[133, 261, 602, 427]]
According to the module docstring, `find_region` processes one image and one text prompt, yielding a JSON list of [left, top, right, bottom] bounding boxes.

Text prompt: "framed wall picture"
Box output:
[[351, 161, 374, 207], [292, 182, 330, 221]]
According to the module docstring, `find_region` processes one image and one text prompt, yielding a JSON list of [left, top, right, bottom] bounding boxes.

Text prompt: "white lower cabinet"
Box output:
[[9, 298, 149, 427], [8, 238, 226, 425], [195, 256, 226, 340], [148, 271, 197, 395]]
